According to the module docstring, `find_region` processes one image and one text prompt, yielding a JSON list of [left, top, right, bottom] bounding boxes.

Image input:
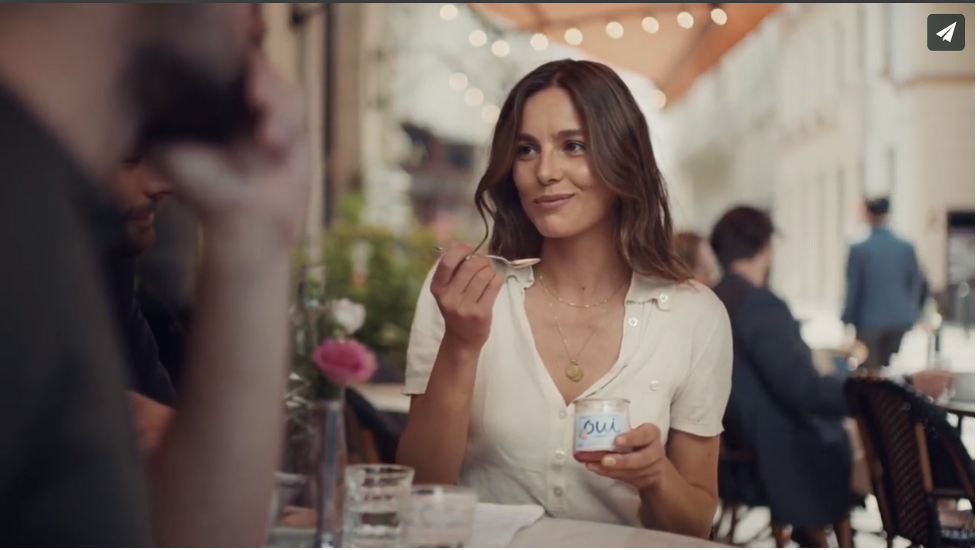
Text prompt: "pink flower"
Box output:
[[312, 338, 378, 386]]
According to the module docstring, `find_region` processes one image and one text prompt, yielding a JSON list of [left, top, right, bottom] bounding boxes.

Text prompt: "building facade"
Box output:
[[666, 2, 975, 315]]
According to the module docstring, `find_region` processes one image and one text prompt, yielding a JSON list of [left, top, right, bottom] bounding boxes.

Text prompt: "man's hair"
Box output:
[[709, 206, 775, 269], [865, 197, 890, 217]]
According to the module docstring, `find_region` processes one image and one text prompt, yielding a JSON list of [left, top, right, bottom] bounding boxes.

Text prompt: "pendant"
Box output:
[[565, 361, 584, 383]]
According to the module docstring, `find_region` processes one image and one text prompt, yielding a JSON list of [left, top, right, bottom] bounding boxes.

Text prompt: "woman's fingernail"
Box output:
[[602, 456, 616, 467], [615, 436, 626, 446]]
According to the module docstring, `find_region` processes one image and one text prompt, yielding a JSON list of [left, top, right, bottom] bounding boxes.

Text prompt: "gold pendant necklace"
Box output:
[[538, 268, 614, 383], [565, 360, 585, 383]]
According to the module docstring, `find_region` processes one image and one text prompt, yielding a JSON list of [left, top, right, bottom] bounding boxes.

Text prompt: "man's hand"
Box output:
[[127, 392, 175, 457], [911, 369, 954, 399]]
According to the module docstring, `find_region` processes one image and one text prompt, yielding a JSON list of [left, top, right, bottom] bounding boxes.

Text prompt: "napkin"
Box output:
[[468, 503, 545, 548]]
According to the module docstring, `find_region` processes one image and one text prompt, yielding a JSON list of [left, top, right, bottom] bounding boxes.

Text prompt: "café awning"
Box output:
[[467, 3, 780, 107]]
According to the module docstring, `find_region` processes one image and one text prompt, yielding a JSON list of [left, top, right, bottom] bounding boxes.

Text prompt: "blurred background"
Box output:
[[144, 0, 974, 419]]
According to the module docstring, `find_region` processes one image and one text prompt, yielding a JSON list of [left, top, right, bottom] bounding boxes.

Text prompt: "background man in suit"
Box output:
[[842, 197, 925, 372]]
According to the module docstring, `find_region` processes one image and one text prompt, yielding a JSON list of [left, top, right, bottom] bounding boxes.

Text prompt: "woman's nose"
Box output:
[[536, 148, 562, 185]]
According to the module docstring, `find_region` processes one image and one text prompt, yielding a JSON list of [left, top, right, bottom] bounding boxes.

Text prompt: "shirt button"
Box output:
[[628, 317, 638, 327], [553, 487, 563, 497], [558, 410, 567, 419], [555, 450, 565, 460], [659, 293, 669, 303]]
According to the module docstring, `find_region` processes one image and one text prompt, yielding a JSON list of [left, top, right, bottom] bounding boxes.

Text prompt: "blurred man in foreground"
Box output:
[[0, 4, 309, 546]]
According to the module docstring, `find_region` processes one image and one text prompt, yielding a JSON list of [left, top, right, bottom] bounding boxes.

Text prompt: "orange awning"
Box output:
[[468, 3, 780, 107]]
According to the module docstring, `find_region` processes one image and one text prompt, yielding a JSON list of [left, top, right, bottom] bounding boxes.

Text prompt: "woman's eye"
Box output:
[[565, 141, 586, 154], [515, 144, 536, 157]]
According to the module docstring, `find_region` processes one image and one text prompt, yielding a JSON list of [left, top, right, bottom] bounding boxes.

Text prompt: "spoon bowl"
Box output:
[[435, 247, 540, 268]]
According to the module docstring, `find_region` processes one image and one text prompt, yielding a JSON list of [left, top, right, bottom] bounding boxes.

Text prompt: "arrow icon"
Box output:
[[937, 21, 957, 42]]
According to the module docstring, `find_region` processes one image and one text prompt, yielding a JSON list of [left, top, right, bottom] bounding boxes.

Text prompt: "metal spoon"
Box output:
[[435, 247, 540, 268]]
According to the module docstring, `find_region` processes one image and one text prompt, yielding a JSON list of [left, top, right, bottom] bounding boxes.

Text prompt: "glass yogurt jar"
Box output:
[[572, 397, 632, 463]]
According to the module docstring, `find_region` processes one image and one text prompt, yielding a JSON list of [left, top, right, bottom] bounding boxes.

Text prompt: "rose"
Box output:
[[328, 298, 366, 335], [312, 337, 377, 385]]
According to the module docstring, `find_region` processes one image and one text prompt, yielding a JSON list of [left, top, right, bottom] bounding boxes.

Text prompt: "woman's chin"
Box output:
[[533, 222, 579, 240]]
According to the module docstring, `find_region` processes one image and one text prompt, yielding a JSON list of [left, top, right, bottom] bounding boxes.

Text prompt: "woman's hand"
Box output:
[[431, 242, 503, 351], [585, 423, 665, 490]]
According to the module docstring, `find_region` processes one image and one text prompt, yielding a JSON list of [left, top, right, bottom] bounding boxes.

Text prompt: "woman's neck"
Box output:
[[536, 221, 631, 305]]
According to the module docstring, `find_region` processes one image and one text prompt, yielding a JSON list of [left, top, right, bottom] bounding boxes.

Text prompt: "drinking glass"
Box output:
[[403, 485, 478, 548], [342, 464, 414, 548]]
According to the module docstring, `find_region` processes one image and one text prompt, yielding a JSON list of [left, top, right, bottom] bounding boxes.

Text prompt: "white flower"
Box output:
[[328, 298, 366, 335]]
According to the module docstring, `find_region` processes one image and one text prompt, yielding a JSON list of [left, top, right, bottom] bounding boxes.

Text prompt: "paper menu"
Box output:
[[467, 503, 545, 548]]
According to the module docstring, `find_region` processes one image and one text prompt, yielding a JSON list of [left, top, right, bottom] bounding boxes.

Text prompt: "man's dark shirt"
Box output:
[[105, 254, 178, 406], [0, 86, 150, 545]]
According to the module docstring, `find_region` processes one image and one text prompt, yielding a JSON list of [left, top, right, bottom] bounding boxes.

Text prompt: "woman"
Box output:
[[674, 231, 721, 288], [396, 60, 732, 538]]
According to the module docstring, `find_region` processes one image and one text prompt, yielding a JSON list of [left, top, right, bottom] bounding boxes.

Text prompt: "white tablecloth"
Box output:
[[512, 518, 729, 548]]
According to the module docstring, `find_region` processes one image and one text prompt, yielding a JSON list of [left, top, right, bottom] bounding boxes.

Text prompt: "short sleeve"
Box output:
[[402, 264, 446, 395], [669, 291, 733, 437]]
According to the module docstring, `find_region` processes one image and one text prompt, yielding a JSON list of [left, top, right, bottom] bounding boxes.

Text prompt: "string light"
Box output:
[[482, 104, 500, 123], [439, 4, 458, 21], [711, 7, 728, 25], [448, 72, 468, 91], [605, 21, 624, 39], [530, 33, 549, 51], [641, 16, 660, 34], [491, 39, 510, 57], [469, 29, 487, 47], [677, 11, 694, 29], [464, 88, 484, 106], [564, 27, 583, 45]]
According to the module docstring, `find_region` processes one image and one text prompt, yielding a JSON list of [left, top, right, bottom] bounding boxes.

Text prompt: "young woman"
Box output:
[[396, 60, 732, 538]]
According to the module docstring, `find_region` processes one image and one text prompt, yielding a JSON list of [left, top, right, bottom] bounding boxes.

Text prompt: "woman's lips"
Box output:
[[534, 194, 575, 211]]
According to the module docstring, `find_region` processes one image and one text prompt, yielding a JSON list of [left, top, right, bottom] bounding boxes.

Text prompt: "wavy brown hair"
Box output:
[[474, 59, 690, 282]]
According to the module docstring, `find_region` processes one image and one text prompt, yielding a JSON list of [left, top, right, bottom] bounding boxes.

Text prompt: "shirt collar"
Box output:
[[504, 265, 677, 311]]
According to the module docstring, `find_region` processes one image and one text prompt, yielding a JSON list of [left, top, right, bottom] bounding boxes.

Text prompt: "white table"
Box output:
[[512, 518, 728, 548], [943, 400, 975, 418], [350, 382, 411, 414]]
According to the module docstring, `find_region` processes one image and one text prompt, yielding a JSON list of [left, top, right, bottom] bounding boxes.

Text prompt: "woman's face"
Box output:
[[512, 87, 617, 240]]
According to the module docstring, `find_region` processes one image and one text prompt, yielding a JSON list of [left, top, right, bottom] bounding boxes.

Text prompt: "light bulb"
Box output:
[[469, 29, 487, 47], [606, 21, 624, 39], [491, 39, 510, 57], [439, 4, 458, 21], [564, 27, 583, 45], [464, 87, 484, 107], [711, 7, 727, 26], [530, 33, 549, 51], [677, 11, 694, 29], [641, 16, 660, 34], [482, 104, 500, 123]]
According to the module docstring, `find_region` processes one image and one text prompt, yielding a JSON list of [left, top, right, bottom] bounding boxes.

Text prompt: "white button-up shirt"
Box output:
[[404, 264, 733, 526]]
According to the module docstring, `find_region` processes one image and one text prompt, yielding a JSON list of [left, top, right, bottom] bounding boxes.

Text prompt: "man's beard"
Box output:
[[128, 45, 255, 152]]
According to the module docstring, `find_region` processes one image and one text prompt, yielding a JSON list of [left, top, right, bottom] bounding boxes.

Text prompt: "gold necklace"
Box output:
[[538, 271, 629, 309], [541, 283, 616, 383]]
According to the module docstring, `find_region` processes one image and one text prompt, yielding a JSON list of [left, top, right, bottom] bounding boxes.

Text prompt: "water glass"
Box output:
[[343, 464, 414, 548], [403, 485, 478, 548]]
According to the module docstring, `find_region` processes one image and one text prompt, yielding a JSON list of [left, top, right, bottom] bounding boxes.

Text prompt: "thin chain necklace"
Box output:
[[537, 271, 629, 309], [538, 270, 625, 383]]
